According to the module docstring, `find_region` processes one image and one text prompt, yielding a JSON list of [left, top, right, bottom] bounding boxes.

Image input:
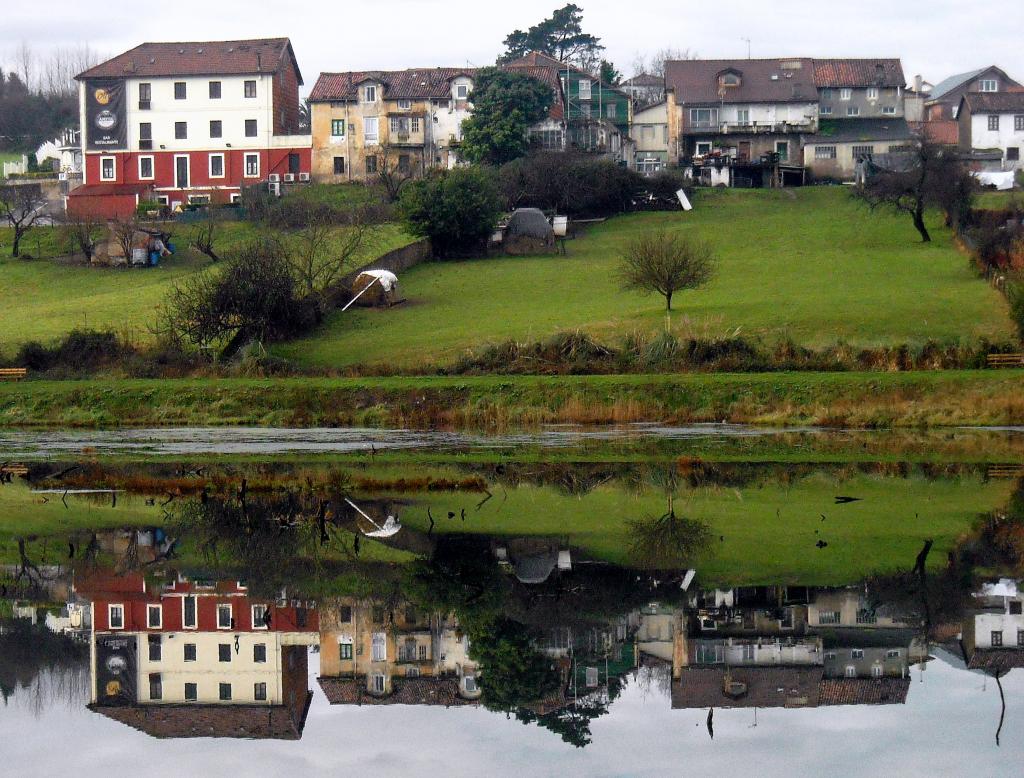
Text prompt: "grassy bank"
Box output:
[[2, 371, 1023, 429], [277, 187, 1015, 370]]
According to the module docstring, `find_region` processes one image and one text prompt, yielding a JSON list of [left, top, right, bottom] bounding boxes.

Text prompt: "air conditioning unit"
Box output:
[[298, 172, 311, 182], [268, 173, 281, 183], [139, 139, 153, 150], [138, 100, 151, 110], [283, 173, 295, 182], [268, 182, 281, 197]]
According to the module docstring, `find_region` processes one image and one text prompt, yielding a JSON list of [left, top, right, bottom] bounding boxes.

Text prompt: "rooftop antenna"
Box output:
[[741, 37, 751, 59]]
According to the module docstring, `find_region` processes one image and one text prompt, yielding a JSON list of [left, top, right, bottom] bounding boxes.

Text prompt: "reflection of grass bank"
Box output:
[[397, 471, 1012, 585], [3, 371, 1024, 429]]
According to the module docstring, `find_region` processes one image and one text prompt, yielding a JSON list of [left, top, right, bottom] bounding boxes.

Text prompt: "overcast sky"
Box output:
[[2, 0, 1023, 91]]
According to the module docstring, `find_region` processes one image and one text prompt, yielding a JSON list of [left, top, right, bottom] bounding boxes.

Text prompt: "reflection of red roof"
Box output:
[[68, 183, 153, 198], [672, 667, 822, 709], [319, 677, 477, 707], [818, 677, 910, 706], [968, 649, 1024, 674], [89, 697, 312, 739]]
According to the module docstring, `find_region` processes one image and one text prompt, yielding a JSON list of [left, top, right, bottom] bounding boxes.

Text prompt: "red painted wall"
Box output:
[[66, 192, 139, 219], [92, 594, 319, 633]]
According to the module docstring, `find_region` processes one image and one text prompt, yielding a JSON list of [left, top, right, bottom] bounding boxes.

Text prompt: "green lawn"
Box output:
[[0, 222, 412, 353], [276, 187, 1015, 370]]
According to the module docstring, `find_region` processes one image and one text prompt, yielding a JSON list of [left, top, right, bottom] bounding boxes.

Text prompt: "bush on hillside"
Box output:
[[1008, 276, 1024, 342], [399, 167, 502, 258], [499, 152, 640, 217], [14, 330, 132, 373]]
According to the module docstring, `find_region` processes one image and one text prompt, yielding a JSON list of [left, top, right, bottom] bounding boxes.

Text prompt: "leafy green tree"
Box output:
[[398, 167, 502, 257], [460, 68, 553, 166], [502, 4, 605, 68], [599, 60, 621, 86], [467, 615, 562, 711]]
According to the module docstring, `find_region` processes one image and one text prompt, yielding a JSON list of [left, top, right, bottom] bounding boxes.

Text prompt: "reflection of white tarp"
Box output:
[[973, 171, 1016, 190], [361, 269, 398, 292], [345, 497, 402, 537], [977, 579, 1019, 598]]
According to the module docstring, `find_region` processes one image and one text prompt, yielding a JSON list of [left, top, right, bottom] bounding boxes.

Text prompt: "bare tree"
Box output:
[[631, 47, 697, 79], [58, 211, 104, 262], [109, 214, 140, 263], [619, 230, 715, 311], [289, 208, 374, 298], [0, 183, 48, 258], [188, 208, 224, 262], [371, 142, 419, 203]]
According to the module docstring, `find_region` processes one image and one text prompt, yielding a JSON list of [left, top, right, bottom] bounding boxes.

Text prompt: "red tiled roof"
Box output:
[[813, 59, 905, 88], [672, 666, 823, 709], [76, 38, 301, 84], [968, 649, 1024, 674], [665, 58, 817, 105], [318, 676, 478, 707], [500, 64, 565, 121], [309, 68, 476, 102], [909, 120, 959, 145], [961, 92, 1024, 112], [818, 677, 911, 706], [89, 698, 311, 740]]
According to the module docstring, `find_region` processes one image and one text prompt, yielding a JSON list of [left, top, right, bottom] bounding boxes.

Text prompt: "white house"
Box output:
[[958, 91, 1024, 170]]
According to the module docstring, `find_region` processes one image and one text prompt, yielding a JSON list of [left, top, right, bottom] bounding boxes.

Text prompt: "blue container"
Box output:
[[149, 251, 160, 266], [166, 242, 176, 254]]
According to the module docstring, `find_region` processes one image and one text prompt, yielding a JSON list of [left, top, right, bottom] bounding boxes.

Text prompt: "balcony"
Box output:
[[389, 130, 425, 147], [683, 120, 815, 136]]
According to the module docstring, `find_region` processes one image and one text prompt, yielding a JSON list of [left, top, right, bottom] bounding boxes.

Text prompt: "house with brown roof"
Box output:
[[957, 92, 1024, 170], [70, 38, 310, 218], [925, 66, 1022, 121], [308, 68, 477, 184], [962, 580, 1024, 675]]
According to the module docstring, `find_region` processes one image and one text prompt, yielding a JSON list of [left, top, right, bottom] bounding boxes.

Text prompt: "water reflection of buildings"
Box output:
[[319, 598, 481, 706], [962, 579, 1024, 676], [79, 571, 318, 739]]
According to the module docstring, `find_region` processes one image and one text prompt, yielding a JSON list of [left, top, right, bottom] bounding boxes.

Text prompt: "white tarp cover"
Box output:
[[676, 189, 693, 211], [360, 269, 398, 291], [972, 170, 1016, 191]]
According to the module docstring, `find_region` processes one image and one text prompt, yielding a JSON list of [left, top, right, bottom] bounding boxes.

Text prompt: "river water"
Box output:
[[2, 425, 1023, 776]]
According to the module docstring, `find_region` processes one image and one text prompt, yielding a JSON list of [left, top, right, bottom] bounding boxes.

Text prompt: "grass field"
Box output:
[[0, 222, 412, 353], [276, 187, 1015, 370]]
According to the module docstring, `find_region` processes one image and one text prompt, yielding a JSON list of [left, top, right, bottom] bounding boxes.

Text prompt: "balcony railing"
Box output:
[[684, 120, 815, 135]]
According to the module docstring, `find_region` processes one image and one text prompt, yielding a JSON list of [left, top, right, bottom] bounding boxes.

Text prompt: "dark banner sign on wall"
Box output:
[[95, 634, 137, 704], [85, 79, 127, 151]]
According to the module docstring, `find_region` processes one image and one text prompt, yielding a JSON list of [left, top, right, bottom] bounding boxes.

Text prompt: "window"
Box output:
[[606, 103, 617, 120], [364, 85, 377, 102], [845, 665, 857, 678], [339, 641, 353, 660], [464, 676, 477, 693], [108, 603, 124, 628], [579, 102, 591, 118], [244, 153, 259, 177], [775, 141, 789, 161], [871, 664, 884, 678], [411, 117, 421, 133], [456, 84, 469, 100], [210, 120, 222, 138], [736, 108, 750, 125], [406, 666, 420, 678], [251, 604, 268, 629], [174, 81, 187, 100], [396, 98, 411, 110], [980, 79, 998, 92], [1015, 116, 1024, 132], [148, 634, 162, 661], [139, 82, 151, 108], [184, 643, 197, 662], [398, 154, 410, 174], [245, 119, 257, 137], [695, 141, 713, 156], [992, 630, 1004, 647], [174, 121, 187, 139], [254, 682, 267, 701], [889, 144, 911, 153], [1018, 630, 1024, 647], [825, 651, 837, 660], [390, 116, 410, 134], [219, 643, 232, 662], [688, 108, 718, 127], [989, 115, 1000, 131], [209, 81, 221, 99], [209, 153, 224, 178], [333, 156, 346, 174], [254, 643, 267, 663], [820, 105, 833, 116], [138, 121, 152, 149], [372, 632, 386, 661], [365, 155, 378, 174], [184, 682, 197, 701], [219, 683, 232, 701], [814, 146, 837, 160], [217, 604, 233, 629], [867, 87, 879, 100], [1010, 600, 1023, 615], [418, 643, 427, 660], [847, 106, 861, 116], [578, 79, 592, 100], [852, 145, 874, 159], [886, 649, 901, 658], [371, 673, 386, 693], [882, 105, 896, 115], [183, 596, 197, 628], [821, 88, 833, 100], [149, 673, 162, 700], [364, 117, 379, 143], [1008, 147, 1021, 161], [530, 129, 563, 150], [138, 156, 154, 180], [188, 194, 210, 206], [331, 118, 346, 137], [840, 88, 852, 100], [851, 649, 865, 659], [244, 80, 256, 98], [97, 156, 116, 181]]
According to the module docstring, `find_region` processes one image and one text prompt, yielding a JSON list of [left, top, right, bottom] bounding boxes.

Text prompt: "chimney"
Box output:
[[914, 74, 923, 93]]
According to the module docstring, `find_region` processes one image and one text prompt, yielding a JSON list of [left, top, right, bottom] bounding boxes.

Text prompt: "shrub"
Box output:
[[399, 167, 502, 257], [1008, 275, 1024, 342], [499, 152, 641, 217], [15, 330, 131, 373]]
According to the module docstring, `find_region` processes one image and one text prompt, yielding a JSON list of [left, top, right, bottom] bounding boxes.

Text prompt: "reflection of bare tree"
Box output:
[[628, 501, 712, 570], [632, 662, 672, 700], [0, 622, 88, 715]]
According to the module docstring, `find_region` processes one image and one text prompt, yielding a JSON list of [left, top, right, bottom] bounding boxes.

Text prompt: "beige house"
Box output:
[[632, 101, 668, 173], [308, 68, 476, 183]]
